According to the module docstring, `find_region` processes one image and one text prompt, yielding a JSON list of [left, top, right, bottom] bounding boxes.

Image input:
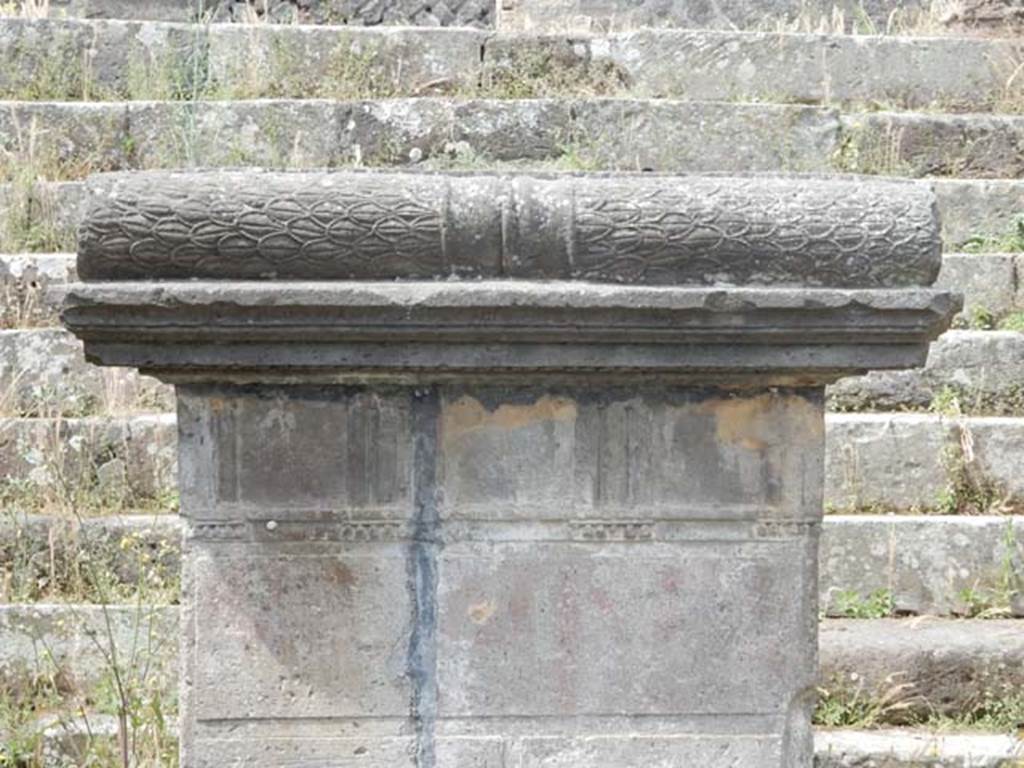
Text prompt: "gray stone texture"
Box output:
[[0, 252, 76, 326], [934, 253, 1022, 319], [40, 0, 494, 25], [820, 618, 1024, 720], [840, 111, 1024, 178], [60, 168, 957, 766], [7, 177, 1024, 257], [0, 603, 177, 694], [172, 384, 824, 766], [0, 413, 176, 496], [815, 730, 1024, 767], [824, 413, 1024, 511], [4, 18, 1023, 112], [497, 0, 932, 32], [503, 30, 1024, 110], [0, 328, 172, 416], [61, 282, 956, 381], [6, 98, 1024, 179], [78, 170, 940, 285], [933, 178, 1024, 249], [12, 409, 1016, 517], [821, 515, 1024, 616], [828, 330, 1024, 413], [7, 512, 1020, 617]]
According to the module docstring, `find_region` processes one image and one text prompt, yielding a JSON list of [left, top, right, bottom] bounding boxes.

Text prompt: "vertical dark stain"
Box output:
[[407, 387, 440, 768]]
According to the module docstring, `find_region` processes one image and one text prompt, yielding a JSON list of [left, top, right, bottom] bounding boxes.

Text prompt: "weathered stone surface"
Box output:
[[0, 603, 177, 692], [216, 0, 496, 26], [820, 618, 1024, 719], [825, 413, 951, 511], [581, 30, 1024, 110], [40, 0, 494, 24], [4, 99, 1022, 180], [9, 177, 1024, 256], [497, 0, 930, 33], [206, 25, 483, 96], [11, 410, 1014, 517], [825, 413, 1024, 511], [0, 252, 76, 325], [821, 515, 1024, 615], [571, 99, 840, 172], [170, 384, 824, 767], [9, 512, 1020, 616], [935, 253, 1022, 318], [0, 18, 201, 99], [6, 18, 1023, 111], [934, 178, 1024, 249], [828, 330, 1024, 413], [0, 414, 176, 495], [62, 282, 957, 383], [815, 729, 1024, 767], [0, 103, 129, 176], [839, 111, 1024, 178], [78, 169, 940, 285], [0, 328, 171, 415], [60, 168, 955, 767]]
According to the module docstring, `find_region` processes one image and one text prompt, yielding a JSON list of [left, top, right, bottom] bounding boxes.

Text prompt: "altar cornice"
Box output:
[[62, 281, 959, 384]]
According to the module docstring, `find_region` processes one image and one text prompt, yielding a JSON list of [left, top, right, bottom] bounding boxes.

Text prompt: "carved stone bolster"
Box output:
[[78, 170, 942, 287], [63, 170, 959, 768]]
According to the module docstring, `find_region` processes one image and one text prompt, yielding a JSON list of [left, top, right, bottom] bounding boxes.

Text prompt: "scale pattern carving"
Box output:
[[572, 178, 939, 287], [79, 171, 940, 287], [80, 174, 444, 279]]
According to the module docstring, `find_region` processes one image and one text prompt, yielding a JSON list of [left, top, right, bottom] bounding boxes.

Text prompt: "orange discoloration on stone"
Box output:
[[700, 393, 823, 451], [441, 394, 577, 447], [468, 599, 497, 625]]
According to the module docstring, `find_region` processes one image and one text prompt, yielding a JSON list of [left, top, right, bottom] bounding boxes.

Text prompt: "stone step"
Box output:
[[4, 177, 1024, 255], [826, 413, 1024, 514], [1, 604, 1021, 727], [0, 328, 172, 416], [936, 253, 1023, 321], [815, 730, 1024, 767], [6, 0, 994, 35], [3, 99, 1024, 181], [0, 514, 179, 603], [0, 411, 1021, 516], [3, 512, 1022, 616], [10, 721, 1024, 768], [499, 0, 999, 37], [0, 252, 76, 327], [33, 0, 495, 26], [830, 330, 1024, 415], [1, 18, 1021, 111], [0, 414, 177, 509]]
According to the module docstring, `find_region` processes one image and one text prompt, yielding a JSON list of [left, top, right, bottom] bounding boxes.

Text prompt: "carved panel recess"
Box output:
[[78, 170, 940, 287]]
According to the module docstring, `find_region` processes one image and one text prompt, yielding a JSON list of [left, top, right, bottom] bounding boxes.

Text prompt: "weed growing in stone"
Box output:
[[950, 520, 1023, 618], [0, 602, 178, 765], [0, 512, 180, 603], [830, 588, 895, 619], [1000, 312, 1024, 332], [832, 121, 914, 176], [961, 217, 1024, 254], [0, 0, 51, 19], [815, 676, 919, 728], [478, 48, 625, 100]]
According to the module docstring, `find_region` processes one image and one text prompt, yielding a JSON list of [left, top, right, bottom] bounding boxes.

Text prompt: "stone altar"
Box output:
[[63, 170, 958, 767]]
